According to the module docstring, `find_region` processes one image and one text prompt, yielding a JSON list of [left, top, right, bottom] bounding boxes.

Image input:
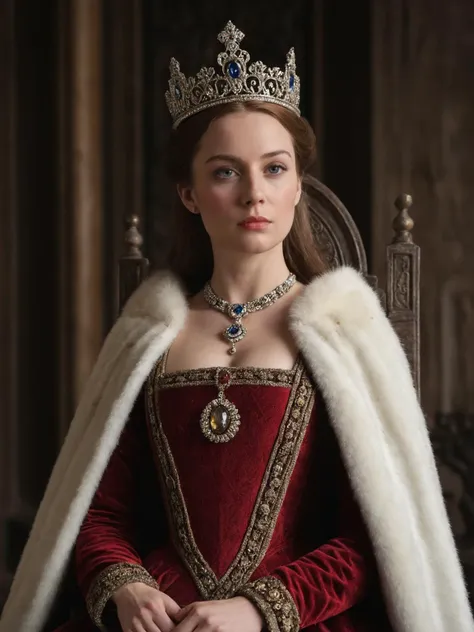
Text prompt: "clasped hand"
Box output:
[[113, 582, 263, 632]]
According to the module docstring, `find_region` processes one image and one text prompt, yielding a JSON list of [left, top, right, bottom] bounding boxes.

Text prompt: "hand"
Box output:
[[112, 581, 180, 632], [174, 597, 263, 632]]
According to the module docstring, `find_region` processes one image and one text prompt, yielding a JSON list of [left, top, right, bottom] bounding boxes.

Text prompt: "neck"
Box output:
[[208, 247, 292, 304]]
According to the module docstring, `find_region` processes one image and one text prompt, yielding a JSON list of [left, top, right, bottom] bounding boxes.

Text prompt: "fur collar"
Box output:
[[1, 266, 472, 632]]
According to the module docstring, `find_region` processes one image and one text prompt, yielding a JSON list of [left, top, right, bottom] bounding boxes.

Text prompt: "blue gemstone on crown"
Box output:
[[227, 61, 241, 79], [165, 21, 301, 129]]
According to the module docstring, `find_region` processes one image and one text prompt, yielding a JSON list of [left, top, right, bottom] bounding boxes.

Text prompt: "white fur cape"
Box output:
[[0, 267, 472, 632]]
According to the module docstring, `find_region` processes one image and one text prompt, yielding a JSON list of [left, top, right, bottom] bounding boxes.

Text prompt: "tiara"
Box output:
[[165, 21, 301, 129]]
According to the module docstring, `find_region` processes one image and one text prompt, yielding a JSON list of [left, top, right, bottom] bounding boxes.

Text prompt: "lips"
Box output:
[[239, 216, 271, 227]]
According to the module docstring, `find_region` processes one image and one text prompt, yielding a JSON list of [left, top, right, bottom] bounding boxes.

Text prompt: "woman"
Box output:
[[1, 20, 472, 632]]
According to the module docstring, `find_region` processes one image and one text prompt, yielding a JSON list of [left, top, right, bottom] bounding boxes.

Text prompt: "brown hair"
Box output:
[[166, 101, 327, 295]]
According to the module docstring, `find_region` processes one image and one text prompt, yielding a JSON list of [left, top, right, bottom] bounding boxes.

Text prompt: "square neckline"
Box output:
[[159, 347, 302, 379]]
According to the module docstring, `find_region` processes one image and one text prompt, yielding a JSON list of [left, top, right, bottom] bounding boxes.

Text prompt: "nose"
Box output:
[[241, 171, 265, 207]]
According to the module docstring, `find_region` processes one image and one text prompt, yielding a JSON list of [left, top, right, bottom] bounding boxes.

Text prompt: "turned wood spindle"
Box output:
[[118, 215, 149, 312], [392, 193, 414, 244], [123, 215, 144, 258]]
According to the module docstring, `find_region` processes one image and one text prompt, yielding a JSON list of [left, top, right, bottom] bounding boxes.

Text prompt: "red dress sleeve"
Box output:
[[75, 389, 163, 628], [238, 412, 381, 631], [274, 461, 376, 624]]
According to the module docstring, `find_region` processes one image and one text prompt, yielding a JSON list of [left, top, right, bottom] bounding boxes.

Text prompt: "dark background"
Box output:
[[1, 0, 473, 607]]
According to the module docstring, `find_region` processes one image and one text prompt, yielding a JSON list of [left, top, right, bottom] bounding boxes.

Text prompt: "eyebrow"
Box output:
[[205, 150, 292, 164]]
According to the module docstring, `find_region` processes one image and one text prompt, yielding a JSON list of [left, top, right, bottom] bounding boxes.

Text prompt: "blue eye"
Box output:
[[214, 168, 235, 179], [267, 164, 287, 175]]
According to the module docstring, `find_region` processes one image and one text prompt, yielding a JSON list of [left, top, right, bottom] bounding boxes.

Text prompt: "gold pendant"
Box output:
[[200, 370, 241, 443]]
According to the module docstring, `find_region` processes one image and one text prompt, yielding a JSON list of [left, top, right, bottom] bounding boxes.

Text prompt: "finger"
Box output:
[[133, 613, 160, 632], [162, 592, 181, 620], [174, 611, 200, 632], [151, 610, 175, 632], [174, 604, 192, 623]]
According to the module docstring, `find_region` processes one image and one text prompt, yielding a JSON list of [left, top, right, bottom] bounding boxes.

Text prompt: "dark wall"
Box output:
[[321, 1, 372, 250], [0, 0, 60, 603]]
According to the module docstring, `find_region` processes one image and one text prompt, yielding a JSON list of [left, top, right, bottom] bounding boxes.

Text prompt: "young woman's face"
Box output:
[[178, 110, 302, 257]]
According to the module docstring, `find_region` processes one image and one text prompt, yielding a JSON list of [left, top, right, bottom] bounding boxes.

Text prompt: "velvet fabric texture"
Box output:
[[54, 371, 392, 631], [3, 268, 471, 632]]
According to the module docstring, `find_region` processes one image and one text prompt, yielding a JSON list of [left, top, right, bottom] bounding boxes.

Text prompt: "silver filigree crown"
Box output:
[[165, 21, 301, 129]]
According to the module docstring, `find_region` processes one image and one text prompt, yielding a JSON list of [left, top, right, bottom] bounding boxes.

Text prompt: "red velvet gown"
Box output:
[[54, 356, 392, 631]]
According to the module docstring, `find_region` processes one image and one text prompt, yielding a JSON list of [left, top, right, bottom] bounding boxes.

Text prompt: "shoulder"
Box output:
[[290, 266, 415, 393], [290, 266, 385, 335]]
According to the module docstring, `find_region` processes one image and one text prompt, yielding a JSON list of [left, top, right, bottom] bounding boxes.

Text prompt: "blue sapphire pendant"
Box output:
[[203, 273, 296, 355], [224, 322, 247, 355]]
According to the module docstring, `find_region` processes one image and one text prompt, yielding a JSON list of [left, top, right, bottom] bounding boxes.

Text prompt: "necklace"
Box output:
[[203, 273, 297, 355], [200, 368, 241, 443]]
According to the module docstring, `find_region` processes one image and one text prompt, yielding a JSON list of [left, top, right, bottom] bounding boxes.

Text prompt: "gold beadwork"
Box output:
[[165, 21, 301, 129], [86, 562, 159, 629], [237, 576, 300, 632], [158, 364, 297, 389], [146, 356, 315, 601]]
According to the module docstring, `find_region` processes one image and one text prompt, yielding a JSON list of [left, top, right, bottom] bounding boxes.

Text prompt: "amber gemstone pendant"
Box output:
[[200, 369, 241, 443]]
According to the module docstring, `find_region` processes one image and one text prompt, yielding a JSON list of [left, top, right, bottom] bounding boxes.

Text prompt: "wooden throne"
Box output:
[[118, 174, 421, 395]]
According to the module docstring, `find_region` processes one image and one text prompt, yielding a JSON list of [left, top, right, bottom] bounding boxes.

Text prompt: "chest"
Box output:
[[165, 303, 299, 372], [146, 358, 319, 587]]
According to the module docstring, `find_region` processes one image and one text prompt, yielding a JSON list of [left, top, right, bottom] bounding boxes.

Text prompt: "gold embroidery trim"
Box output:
[[157, 363, 298, 389], [237, 576, 300, 632], [146, 356, 315, 600], [86, 562, 159, 629]]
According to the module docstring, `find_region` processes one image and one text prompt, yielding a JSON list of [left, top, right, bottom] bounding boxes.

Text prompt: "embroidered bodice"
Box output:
[[147, 356, 316, 600], [72, 355, 389, 631]]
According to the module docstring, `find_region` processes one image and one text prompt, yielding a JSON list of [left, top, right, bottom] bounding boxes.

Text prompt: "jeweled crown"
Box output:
[[165, 21, 301, 129]]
